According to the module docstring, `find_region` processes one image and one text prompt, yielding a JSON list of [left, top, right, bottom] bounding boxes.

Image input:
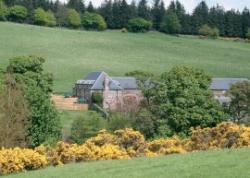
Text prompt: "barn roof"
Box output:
[[210, 78, 249, 90], [76, 72, 138, 90]]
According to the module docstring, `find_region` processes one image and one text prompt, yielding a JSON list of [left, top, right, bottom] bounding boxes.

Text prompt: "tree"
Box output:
[[151, 0, 165, 30], [7, 55, 62, 147], [128, 17, 151, 32], [67, 0, 85, 13], [224, 10, 242, 37], [70, 111, 107, 144], [149, 66, 227, 135], [67, 8, 81, 28], [99, 0, 113, 28], [160, 12, 181, 34], [8, 5, 28, 22], [228, 81, 250, 124], [86, 1, 94, 12], [133, 109, 156, 139], [55, 2, 68, 27], [82, 12, 107, 31], [138, 0, 150, 20], [45, 10, 56, 27], [0, 73, 28, 148], [192, 1, 209, 34], [241, 8, 250, 38], [34, 7, 47, 25], [208, 5, 225, 36], [0, 0, 7, 21], [247, 28, 250, 40]]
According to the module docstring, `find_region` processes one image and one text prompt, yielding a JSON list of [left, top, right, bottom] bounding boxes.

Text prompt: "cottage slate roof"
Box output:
[[76, 72, 138, 90], [210, 78, 249, 90]]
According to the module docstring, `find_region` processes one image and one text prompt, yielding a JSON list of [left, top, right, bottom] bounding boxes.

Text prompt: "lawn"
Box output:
[[59, 110, 92, 140], [0, 22, 250, 92], [4, 148, 250, 178]]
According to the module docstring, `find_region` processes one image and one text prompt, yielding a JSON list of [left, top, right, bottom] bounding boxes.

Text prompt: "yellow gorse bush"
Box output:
[[1, 122, 250, 175], [0, 148, 48, 175]]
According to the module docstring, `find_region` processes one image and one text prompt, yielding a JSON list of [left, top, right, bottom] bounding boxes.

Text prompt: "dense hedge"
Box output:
[[1, 123, 250, 175], [128, 18, 152, 33], [82, 12, 107, 31]]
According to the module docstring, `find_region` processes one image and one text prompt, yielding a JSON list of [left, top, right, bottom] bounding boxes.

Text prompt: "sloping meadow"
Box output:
[[0, 122, 250, 175]]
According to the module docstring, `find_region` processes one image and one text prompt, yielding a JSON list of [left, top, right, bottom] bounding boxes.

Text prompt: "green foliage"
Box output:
[[161, 12, 181, 34], [91, 92, 103, 106], [7, 55, 62, 147], [8, 5, 27, 22], [228, 81, 250, 124], [0, 0, 7, 21], [70, 111, 107, 144], [34, 8, 47, 26], [149, 66, 228, 135], [82, 12, 107, 31], [133, 109, 156, 139], [0, 74, 28, 148], [246, 28, 250, 40], [45, 10, 56, 27], [128, 18, 152, 33], [199, 24, 220, 38], [67, 8, 81, 28], [108, 113, 133, 131]]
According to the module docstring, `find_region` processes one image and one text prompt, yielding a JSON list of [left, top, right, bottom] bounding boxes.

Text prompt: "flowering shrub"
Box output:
[[148, 137, 186, 155], [0, 148, 48, 175], [1, 123, 250, 175], [186, 122, 250, 151]]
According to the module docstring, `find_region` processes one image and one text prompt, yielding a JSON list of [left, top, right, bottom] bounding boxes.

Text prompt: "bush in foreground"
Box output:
[[1, 123, 250, 175], [128, 18, 152, 33], [246, 28, 250, 40], [0, 1, 7, 21]]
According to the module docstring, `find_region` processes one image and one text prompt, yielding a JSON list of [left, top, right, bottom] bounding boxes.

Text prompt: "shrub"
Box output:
[[246, 28, 250, 40], [148, 137, 186, 155], [91, 92, 103, 105], [45, 10, 56, 27], [70, 111, 107, 144], [199, 24, 219, 39], [128, 18, 152, 33], [67, 8, 81, 28], [108, 113, 133, 131], [34, 8, 47, 26], [160, 12, 181, 34], [0, 148, 48, 175], [0, 0, 7, 21], [186, 122, 250, 151], [82, 12, 107, 31], [8, 5, 27, 22]]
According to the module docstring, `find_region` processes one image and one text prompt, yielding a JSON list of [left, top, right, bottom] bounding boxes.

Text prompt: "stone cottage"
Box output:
[[73, 72, 142, 110], [210, 78, 249, 104]]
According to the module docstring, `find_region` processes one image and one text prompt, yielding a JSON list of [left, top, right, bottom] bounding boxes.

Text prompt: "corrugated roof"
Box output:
[[210, 78, 249, 90]]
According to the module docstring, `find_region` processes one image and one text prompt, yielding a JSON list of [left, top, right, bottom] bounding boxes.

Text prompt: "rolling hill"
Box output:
[[0, 22, 249, 92], [4, 148, 250, 178]]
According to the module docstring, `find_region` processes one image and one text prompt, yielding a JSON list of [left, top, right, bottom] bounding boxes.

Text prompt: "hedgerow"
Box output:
[[1, 123, 250, 175]]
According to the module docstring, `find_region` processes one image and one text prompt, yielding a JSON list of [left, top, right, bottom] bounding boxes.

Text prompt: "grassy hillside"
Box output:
[[0, 22, 249, 92], [4, 148, 250, 178]]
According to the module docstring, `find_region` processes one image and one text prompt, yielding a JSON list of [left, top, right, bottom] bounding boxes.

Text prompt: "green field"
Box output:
[[0, 22, 250, 92], [4, 148, 250, 178]]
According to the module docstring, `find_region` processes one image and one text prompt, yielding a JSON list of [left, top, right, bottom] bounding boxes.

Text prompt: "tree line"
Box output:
[[1, 0, 250, 37], [0, 0, 249, 37]]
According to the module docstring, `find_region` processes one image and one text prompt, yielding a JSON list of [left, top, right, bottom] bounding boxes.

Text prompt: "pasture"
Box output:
[[0, 22, 250, 92]]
